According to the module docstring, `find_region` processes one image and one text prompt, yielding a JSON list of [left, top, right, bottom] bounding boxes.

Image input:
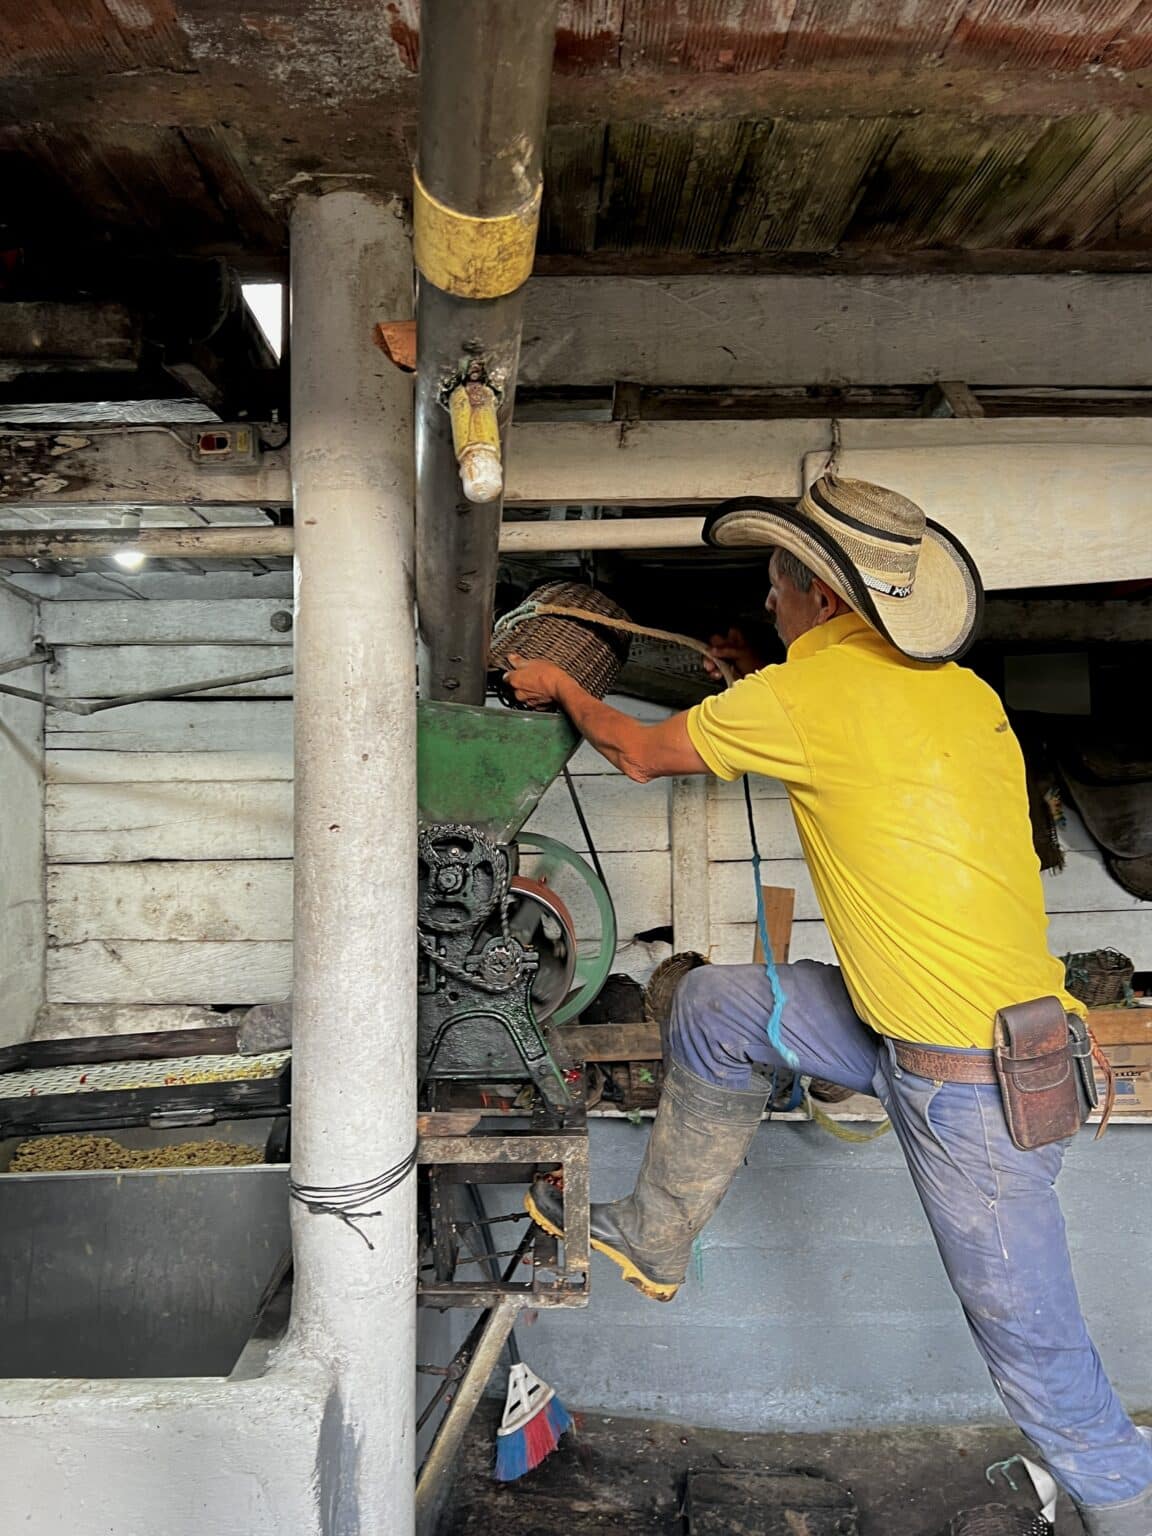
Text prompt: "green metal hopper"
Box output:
[[417, 699, 580, 844]]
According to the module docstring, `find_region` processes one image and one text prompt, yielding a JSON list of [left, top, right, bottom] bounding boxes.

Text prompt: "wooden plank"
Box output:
[[47, 941, 292, 1005], [920, 380, 985, 418], [1048, 911, 1152, 970], [710, 920, 837, 968], [0, 425, 291, 507], [46, 699, 293, 752], [0, 584, 43, 1046], [525, 774, 669, 853], [51, 645, 294, 699], [671, 775, 710, 955], [1041, 850, 1151, 913], [710, 849, 1149, 925], [812, 435, 1152, 590], [557, 1022, 663, 1061], [47, 749, 292, 783], [417, 1111, 484, 1138], [1087, 1008, 1152, 1047], [981, 596, 1152, 644], [712, 859, 820, 923], [708, 796, 801, 861], [41, 600, 295, 647], [519, 848, 670, 947], [752, 886, 795, 966], [519, 276, 1152, 389], [9, 413, 1152, 520], [33, 1003, 234, 1039], [710, 775, 790, 802], [705, 914, 1152, 973], [566, 697, 672, 774], [507, 419, 809, 504], [25, 571, 295, 603], [46, 781, 293, 861], [1, 1026, 239, 1070], [48, 861, 293, 942]]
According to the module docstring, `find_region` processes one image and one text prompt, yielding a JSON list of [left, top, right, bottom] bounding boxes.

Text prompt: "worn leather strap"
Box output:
[[893, 1040, 999, 1084], [896, 1032, 1115, 1137]]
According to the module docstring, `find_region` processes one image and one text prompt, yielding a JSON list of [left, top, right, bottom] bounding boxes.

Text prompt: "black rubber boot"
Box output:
[[1076, 1486, 1152, 1535], [526, 1060, 767, 1302]]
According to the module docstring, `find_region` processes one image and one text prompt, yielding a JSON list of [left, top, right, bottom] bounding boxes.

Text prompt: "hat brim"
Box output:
[[703, 496, 983, 663]]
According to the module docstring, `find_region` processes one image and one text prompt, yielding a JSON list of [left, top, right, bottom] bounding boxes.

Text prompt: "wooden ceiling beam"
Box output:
[[3, 60, 1151, 138]]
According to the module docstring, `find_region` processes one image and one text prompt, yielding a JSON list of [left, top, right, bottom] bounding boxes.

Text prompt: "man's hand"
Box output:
[[502, 652, 567, 709], [704, 627, 763, 683]]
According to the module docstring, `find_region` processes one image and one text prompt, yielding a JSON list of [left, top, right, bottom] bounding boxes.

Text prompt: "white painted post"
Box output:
[[670, 776, 711, 956], [288, 191, 417, 1535]]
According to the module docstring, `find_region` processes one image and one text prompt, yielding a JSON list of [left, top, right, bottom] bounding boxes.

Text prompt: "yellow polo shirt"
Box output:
[[685, 613, 1080, 1048]]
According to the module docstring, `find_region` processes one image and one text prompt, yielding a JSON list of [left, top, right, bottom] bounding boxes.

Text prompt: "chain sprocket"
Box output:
[[417, 823, 509, 934]]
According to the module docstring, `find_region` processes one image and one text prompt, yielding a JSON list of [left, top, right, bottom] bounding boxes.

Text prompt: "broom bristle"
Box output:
[[494, 1389, 573, 1482]]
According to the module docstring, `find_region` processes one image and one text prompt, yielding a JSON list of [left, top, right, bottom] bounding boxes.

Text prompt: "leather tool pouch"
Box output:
[[994, 996, 1084, 1151]]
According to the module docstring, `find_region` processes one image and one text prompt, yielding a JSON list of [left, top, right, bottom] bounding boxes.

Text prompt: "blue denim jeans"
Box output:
[[667, 959, 1152, 1512]]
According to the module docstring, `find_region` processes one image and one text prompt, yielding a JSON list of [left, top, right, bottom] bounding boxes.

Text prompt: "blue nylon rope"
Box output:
[[743, 775, 798, 1071]]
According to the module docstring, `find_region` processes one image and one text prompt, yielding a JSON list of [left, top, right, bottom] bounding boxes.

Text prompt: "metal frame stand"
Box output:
[[414, 1097, 590, 1534]]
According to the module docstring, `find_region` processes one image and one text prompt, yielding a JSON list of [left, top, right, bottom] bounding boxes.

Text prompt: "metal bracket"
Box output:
[[417, 1119, 589, 1309]]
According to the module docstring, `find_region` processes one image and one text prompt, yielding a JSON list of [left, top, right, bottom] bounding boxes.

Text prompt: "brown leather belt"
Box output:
[[893, 1040, 999, 1084]]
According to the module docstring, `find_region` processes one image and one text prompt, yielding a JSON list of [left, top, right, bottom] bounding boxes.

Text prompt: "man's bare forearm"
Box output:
[[552, 674, 647, 777], [551, 675, 708, 782]]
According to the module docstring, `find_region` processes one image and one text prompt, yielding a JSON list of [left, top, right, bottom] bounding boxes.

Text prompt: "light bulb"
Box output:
[[112, 549, 147, 572]]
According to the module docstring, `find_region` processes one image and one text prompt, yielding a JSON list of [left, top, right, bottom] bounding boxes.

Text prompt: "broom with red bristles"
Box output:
[[494, 1334, 574, 1481], [468, 1187, 574, 1481]]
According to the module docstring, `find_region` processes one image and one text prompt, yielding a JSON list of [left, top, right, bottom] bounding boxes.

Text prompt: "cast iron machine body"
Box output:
[[415, 699, 611, 1317], [416, 700, 616, 1117]]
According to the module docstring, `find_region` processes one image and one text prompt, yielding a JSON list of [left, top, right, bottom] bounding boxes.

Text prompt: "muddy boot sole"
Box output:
[[524, 1187, 681, 1303]]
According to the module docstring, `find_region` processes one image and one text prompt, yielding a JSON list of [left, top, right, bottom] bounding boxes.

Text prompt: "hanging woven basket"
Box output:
[[490, 581, 632, 709], [1062, 947, 1134, 1009], [643, 952, 710, 1027]]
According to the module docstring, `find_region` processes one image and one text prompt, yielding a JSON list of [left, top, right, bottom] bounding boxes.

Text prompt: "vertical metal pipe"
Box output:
[[414, 0, 559, 703], [288, 190, 417, 1535]]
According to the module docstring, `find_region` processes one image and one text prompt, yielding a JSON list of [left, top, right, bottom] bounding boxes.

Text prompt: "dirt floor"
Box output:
[[443, 1404, 1127, 1534]]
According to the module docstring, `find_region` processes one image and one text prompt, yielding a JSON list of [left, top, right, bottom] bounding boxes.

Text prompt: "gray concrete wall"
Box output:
[[0, 1357, 332, 1535], [438, 1120, 1151, 1434], [0, 583, 43, 1042]]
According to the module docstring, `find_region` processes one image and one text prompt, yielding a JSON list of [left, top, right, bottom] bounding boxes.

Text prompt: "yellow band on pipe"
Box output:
[[413, 170, 541, 299]]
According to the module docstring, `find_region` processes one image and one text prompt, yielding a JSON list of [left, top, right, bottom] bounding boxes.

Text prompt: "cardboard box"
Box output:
[[1097, 1044, 1152, 1116]]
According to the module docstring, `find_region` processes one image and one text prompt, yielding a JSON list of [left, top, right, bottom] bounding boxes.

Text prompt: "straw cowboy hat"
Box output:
[[703, 474, 983, 662]]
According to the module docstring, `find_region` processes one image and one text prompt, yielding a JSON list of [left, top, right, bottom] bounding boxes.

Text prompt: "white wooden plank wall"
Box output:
[[0, 583, 44, 1044], [44, 599, 294, 1010], [706, 780, 1152, 971], [40, 595, 1152, 1022]]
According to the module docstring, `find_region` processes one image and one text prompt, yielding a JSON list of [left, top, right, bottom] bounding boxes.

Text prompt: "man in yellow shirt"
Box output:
[[505, 476, 1152, 1536]]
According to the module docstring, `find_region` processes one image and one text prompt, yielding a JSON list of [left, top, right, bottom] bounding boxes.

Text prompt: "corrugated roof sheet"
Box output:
[[539, 110, 1152, 255], [944, 0, 1146, 71], [0, 0, 188, 77], [1, 0, 1151, 269], [559, 0, 1152, 74]]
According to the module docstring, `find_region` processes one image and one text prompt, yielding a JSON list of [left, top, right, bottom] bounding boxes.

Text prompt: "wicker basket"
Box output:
[[643, 952, 710, 1027], [927, 1508, 1051, 1536], [490, 581, 631, 708], [1062, 947, 1134, 1009]]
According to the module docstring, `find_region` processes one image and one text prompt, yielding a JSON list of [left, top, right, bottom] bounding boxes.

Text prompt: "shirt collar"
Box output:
[[786, 611, 871, 664]]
